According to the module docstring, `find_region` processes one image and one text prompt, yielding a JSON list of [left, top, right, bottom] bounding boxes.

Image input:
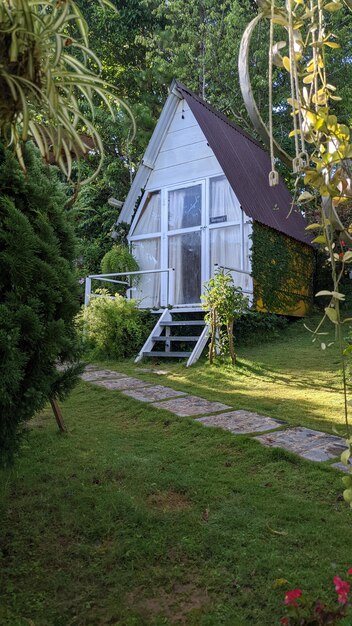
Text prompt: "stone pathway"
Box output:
[[197, 410, 283, 434], [152, 395, 231, 417], [95, 377, 151, 391], [122, 385, 187, 403], [80, 366, 346, 469], [255, 427, 346, 462], [81, 370, 127, 382]]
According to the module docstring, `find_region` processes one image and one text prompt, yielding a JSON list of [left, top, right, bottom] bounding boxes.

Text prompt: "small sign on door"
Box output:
[[210, 215, 227, 224]]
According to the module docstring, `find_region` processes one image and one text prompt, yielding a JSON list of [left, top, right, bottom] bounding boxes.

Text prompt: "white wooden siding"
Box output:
[[156, 141, 213, 169], [146, 99, 223, 190], [161, 128, 207, 152]]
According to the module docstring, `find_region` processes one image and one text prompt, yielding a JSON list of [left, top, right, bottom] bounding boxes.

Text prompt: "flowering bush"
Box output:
[[279, 570, 352, 624]]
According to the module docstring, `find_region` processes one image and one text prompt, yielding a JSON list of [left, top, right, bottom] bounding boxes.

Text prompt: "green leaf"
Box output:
[[324, 2, 343, 11], [342, 476, 352, 487], [315, 290, 333, 297], [331, 291, 345, 300], [303, 73, 314, 84], [324, 40, 341, 47], [325, 307, 338, 323], [343, 489, 352, 503], [312, 235, 327, 244], [298, 192, 314, 202], [305, 223, 321, 230], [341, 449, 351, 465], [282, 56, 291, 72]]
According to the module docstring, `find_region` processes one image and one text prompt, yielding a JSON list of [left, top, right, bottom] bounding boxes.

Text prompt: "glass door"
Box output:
[[167, 182, 204, 306], [207, 174, 252, 294]]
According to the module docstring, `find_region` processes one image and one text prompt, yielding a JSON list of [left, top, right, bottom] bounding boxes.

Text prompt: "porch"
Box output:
[[84, 264, 252, 366]]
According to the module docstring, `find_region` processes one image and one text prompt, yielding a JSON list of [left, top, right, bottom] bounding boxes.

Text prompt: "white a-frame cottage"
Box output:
[[118, 80, 310, 313]]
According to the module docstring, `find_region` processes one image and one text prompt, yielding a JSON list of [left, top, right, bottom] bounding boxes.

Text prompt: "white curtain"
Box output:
[[169, 185, 202, 230], [168, 234, 183, 304], [169, 232, 201, 304], [131, 238, 160, 307], [168, 189, 185, 303], [168, 186, 202, 304], [133, 192, 160, 235], [210, 225, 245, 287], [210, 175, 241, 222], [168, 188, 186, 230]]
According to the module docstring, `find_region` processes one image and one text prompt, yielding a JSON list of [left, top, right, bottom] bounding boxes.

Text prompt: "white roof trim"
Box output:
[[117, 81, 183, 224]]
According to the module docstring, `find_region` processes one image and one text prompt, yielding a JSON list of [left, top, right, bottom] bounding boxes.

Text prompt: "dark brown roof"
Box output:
[[176, 82, 312, 246]]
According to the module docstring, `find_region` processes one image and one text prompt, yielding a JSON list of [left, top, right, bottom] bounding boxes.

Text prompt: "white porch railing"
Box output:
[[213, 263, 253, 295], [84, 268, 175, 308]]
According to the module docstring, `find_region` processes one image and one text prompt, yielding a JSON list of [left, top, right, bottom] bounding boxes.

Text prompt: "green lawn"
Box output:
[[1, 317, 352, 626]]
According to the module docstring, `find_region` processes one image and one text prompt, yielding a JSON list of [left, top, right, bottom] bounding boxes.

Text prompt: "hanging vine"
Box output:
[[252, 222, 315, 314], [239, 0, 352, 491]]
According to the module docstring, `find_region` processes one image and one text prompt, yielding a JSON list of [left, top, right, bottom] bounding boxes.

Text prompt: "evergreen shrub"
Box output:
[[0, 143, 81, 465], [77, 291, 154, 360]]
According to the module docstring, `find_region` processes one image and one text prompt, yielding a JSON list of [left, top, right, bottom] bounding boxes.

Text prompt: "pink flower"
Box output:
[[333, 576, 350, 604], [284, 589, 302, 606], [347, 568, 352, 576]]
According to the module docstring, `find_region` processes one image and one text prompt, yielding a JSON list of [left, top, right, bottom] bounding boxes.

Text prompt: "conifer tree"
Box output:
[[0, 143, 81, 465]]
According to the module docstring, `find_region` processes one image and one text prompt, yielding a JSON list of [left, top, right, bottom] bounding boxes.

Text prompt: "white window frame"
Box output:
[[128, 175, 253, 307]]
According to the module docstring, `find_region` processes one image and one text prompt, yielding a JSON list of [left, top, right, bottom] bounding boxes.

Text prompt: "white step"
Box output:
[[151, 336, 199, 342], [159, 320, 205, 327], [143, 351, 193, 358]]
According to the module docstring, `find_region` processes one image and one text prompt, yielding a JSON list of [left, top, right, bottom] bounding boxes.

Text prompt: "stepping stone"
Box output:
[[84, 364, 100, 371], [255, 427, 346, 462], [94, 377, 151, 391], [196, 410, 284, 434], [80, 370, 127, 382], [122, 385, 187, 403], [137, 368, 170, 375], [331, 462, 352, 473], [152, 395, 230, 417]]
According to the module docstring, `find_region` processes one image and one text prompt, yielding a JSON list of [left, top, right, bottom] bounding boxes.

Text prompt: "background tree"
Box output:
[[68, 0, 352, 273]]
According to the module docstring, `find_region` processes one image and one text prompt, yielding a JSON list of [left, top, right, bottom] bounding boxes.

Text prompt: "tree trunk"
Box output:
[[209, 310, 217, 364], [227, 318, 236, 365], [50, 398, 66, 433]]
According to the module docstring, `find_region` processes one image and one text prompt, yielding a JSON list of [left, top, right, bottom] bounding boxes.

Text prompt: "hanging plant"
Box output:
[[239, 0, 352, 486], [0, 0, 135, 183]]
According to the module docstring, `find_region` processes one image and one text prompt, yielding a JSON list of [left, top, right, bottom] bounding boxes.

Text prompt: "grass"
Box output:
[[1, 316, 352, 626]]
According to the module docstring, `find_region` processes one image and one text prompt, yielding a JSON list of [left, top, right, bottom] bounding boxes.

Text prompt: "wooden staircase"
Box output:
[[135, 309, 209, 367]]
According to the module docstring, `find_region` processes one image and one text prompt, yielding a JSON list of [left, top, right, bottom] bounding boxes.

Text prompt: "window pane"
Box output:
[[131, 238, 160, 308], [210, 225, 245, 291], [169, 231, 201, 304], [210, 175, 241, 223], [168, 185, 201, 230], [133, 192, 160, 235], [210, 225, 241, 273]]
